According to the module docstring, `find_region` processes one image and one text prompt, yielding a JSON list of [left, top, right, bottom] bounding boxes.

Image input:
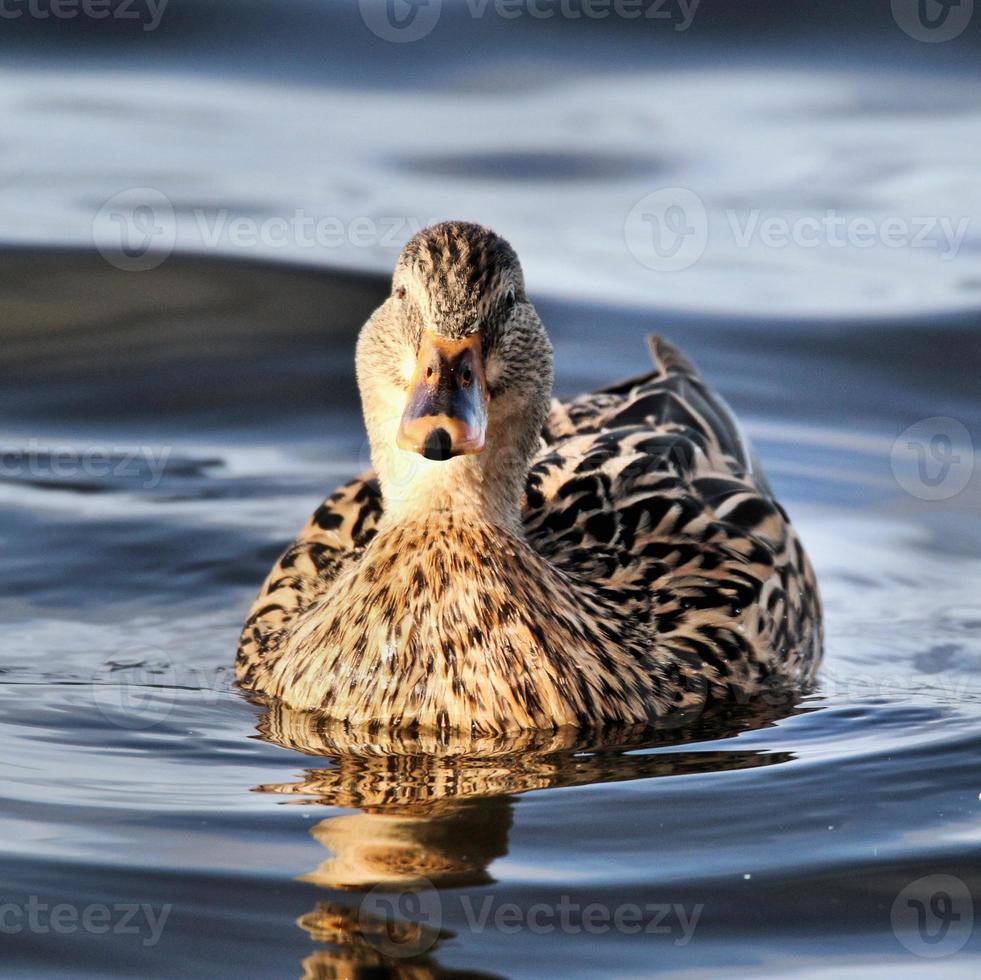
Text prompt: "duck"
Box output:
[[236, 221, 822, 733]]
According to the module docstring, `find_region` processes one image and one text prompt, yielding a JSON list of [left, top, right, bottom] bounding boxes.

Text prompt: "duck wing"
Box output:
[[525, 333, 821, 690], [543, 334, 758, 479]]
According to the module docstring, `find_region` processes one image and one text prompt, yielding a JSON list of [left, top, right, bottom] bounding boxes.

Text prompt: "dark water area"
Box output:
[[3, 0, 981, 82], [2, 1, 981, 977]]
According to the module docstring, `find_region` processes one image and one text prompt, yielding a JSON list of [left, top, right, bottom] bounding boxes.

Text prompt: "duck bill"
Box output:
[[397, 330, 488, 461]]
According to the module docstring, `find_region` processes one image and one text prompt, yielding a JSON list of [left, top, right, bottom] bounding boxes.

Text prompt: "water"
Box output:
[[2, 4, 980, 977]]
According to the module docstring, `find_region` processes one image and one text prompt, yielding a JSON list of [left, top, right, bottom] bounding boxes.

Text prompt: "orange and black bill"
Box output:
[[398, 330, 488, 461]]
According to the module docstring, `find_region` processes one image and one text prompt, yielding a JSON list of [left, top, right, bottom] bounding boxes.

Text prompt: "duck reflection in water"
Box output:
[[250, 696, 810, 977]]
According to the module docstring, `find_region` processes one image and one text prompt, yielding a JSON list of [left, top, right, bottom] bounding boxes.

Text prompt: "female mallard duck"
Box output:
[[236, 221, 821, 733]]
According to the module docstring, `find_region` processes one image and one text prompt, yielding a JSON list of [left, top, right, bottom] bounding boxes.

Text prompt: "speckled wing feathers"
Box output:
[[524, 334, 821, 704]]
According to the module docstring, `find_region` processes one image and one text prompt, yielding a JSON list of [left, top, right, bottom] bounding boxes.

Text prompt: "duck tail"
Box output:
[[595, 333, 699, 395], [644, 334, 698, 379]]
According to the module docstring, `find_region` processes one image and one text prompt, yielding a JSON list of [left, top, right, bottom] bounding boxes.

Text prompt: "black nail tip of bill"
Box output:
[[422, 427, 453, 461]]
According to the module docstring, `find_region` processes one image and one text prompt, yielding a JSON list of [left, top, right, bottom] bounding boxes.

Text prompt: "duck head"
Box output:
[[356, 221, 554, 523]]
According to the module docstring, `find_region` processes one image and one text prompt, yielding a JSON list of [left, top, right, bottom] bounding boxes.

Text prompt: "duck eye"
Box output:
[[395, 285, 406, 300]]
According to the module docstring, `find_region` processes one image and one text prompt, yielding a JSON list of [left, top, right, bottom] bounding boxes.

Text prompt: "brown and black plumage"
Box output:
[[236, 221, 822, 733]]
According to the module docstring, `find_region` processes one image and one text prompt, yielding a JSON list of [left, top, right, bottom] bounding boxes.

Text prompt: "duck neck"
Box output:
[[377, 449, 527, 531]]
